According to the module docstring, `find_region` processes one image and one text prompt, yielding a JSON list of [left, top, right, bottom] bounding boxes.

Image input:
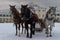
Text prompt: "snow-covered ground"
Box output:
[[0, 23, 60, 40]]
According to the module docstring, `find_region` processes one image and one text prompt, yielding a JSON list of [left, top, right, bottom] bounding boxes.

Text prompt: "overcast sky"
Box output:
[[0, 0, 60, 11]]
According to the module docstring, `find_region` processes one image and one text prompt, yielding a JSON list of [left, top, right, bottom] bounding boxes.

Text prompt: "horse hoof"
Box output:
[[30, 35, 32, 38], [50, 35, 52, 37], [30, 36, 32, 38], [32, 33, 35, 35], [26, 35, 29, 38], [32, 32, 35, 35]]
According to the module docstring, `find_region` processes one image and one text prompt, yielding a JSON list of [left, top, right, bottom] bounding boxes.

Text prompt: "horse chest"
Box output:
[[45, 19, 54, 26]]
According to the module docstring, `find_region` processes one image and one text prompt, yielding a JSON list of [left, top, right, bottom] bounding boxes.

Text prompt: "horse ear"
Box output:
[[21, 5, 23, 7], [9, 5, 11, 7]]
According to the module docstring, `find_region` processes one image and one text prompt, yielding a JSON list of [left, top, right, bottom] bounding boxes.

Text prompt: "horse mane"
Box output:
[[46, 8, 51, 14], [32, 13, 39, 22]]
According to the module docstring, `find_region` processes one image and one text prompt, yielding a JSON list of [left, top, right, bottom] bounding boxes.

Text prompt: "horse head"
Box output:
[[49, 7, 56, 19], [21, 4, 32, 18], [21, 4, 28, 14], [9, 5, 16, 14], [9, 5, 20, 16], [46, 6, 56, 20]]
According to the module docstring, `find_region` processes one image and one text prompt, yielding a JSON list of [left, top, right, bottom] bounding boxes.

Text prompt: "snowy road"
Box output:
[[0, 23, 60, 40]]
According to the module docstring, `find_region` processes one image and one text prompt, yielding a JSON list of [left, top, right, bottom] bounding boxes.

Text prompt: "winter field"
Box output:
[[0, 23, 60, 40]]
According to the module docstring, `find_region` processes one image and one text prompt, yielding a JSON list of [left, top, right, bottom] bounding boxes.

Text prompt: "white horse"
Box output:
[[45, 7, 56, 37]]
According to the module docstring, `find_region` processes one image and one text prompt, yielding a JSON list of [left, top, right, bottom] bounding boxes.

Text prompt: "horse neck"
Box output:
[[11, 8, 20, 19], [34, 13, 39, 18], [13, 8, 20, 16]]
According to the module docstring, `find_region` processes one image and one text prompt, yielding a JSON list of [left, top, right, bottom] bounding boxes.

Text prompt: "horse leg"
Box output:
[[24, 23, 26, 34], [32, 23, 35, 35], [30, 24, 33, 38], [18, 24, 20, 37], [49, 26, 52, 37], [21, 23, 23, 34], [25, 23, 29, 38], [45, 26, 49, 37], [15, 24, 18, 36]]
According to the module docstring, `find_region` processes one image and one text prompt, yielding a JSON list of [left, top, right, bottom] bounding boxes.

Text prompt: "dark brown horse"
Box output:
[[21, 5, 43, 38], [9, 5, 25, 36], [21, 5, 35, 38]]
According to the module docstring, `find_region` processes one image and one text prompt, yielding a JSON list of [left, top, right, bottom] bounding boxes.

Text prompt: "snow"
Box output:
[[0, 23, 60, 40]]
